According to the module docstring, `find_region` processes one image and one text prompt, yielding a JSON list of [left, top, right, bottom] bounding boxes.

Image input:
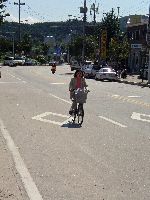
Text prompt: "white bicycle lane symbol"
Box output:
[[131, 112, 150, 123]]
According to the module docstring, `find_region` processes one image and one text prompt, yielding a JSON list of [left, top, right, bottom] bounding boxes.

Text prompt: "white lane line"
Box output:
[[128, 96, 141, 98], [49, 92, 71, 104], [0, 81, 21, 84], [0, 119, 43, 200], [99, 116, 127, 128], [16, 77, 22, 81], [6, 71, 26, 83], [50, 82, 65, 85]]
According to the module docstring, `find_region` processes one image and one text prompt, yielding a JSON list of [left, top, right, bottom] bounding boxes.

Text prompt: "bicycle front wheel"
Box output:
[[77, 104, 84, 125]]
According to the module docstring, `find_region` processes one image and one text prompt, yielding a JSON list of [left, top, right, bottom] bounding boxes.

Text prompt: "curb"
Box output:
[[118, 79, 150, 88]]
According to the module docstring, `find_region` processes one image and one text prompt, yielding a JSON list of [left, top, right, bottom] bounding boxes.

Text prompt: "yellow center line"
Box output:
[[110, 94, 150, 108]]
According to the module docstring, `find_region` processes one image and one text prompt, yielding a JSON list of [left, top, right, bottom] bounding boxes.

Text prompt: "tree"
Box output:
[[69, 35, 98, 61], [100, 10, 129, 66], [109, 35, 130, 68], [100, 11, 120, 48], [20, 34, 32, 56], [0, 0, 8, 25]]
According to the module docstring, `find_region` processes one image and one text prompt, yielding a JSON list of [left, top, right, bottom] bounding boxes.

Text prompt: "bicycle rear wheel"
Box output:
[[77, 104, 84, 125]]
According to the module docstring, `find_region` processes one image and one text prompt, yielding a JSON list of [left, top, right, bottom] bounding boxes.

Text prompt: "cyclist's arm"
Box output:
[[69, 78, 75, 91]]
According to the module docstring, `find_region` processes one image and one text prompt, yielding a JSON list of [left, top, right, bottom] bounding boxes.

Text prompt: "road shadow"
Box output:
[[61, 120, 82, 128], [59, 73, 74, 76]]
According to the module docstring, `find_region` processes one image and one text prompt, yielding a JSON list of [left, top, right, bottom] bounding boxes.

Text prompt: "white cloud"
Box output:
[[6, 14, 42, 24]]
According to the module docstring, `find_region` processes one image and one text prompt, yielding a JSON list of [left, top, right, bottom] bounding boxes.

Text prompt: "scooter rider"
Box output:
[[51, 62, 56, 74]]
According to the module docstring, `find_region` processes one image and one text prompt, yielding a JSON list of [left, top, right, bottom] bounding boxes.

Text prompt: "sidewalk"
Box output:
[[118, 74, 150, 88]]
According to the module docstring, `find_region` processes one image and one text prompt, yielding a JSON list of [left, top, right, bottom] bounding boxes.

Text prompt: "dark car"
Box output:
[[24, 59, 38, 66], [139, 63, 148, 80], [49, 61, 56, 66]]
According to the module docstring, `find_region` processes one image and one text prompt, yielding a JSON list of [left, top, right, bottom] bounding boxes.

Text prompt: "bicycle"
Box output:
[[71, 88, 89, 125]]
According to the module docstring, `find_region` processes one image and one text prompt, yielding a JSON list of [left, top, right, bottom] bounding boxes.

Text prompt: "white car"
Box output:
[[3, 56, 16, 67], [95, 68, 118, 81], [14, 57, 25, 66]]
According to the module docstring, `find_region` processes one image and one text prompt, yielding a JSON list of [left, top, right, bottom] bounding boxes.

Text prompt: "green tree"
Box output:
[[100, 10, 129, 65], [109, 35, 130, 67], [100, 11, 120, 48], [0, 0, 8, 25], [69, 35, 98, 61], [20, 34, 32, 56]]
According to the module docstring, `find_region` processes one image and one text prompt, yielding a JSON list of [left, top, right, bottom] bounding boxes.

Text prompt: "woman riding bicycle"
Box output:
[[69, 69, 88, 115]]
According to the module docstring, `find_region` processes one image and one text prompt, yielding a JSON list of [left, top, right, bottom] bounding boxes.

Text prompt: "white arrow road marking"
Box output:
[[99, 116, 127, 128], [131, 112, 150, 123], [0, 119, 43, 200], [32, 112, 71, 126]]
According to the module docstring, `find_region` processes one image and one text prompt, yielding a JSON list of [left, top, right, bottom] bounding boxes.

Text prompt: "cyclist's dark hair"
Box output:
[[74, 70, 84, 78]]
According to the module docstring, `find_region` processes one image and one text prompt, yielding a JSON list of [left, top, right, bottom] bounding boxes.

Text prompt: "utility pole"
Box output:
[[117, 7, 120, 17], [14, 0, 25, 43], [90, 1, 99, 24], [81, 0, 87, 62], [148, 4, 150, 84]]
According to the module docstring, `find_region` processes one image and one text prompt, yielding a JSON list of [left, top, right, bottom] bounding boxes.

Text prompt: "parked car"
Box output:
[[139, 64, 148, 80], [24, 59, 38, 66], [95, 67, 118, 81], [3, 56, 16, 67], [70, 60, 80, 71], [91, 65, 101, 77], [82, 65, 93, 78], [14, 56, 25, 66]]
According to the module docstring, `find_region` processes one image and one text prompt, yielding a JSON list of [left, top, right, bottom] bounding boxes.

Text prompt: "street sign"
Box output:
[[131, 44, 142, 49]]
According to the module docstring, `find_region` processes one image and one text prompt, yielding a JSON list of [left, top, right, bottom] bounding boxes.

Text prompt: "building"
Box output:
[[126, 15, 149, 73]]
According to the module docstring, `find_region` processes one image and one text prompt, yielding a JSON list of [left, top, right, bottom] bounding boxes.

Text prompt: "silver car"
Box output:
[[95, 68, 118, 81]]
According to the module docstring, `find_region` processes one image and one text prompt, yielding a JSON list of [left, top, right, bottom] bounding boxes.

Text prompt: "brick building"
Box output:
[[126, 15, 149, 73]]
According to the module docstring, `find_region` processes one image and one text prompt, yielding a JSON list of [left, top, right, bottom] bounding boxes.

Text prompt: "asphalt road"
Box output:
[[0, 64, 150, 200]]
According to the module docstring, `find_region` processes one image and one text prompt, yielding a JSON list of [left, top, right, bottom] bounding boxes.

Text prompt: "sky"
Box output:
[[5, 0, 150, 24]]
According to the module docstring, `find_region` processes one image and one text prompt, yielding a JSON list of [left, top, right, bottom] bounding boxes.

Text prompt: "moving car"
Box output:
[[49, 61, 56, 66], [95, 67, 118, 81]]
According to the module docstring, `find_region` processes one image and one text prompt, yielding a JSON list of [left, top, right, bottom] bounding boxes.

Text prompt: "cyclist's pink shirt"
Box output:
[[76, 77, 81, 89]]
